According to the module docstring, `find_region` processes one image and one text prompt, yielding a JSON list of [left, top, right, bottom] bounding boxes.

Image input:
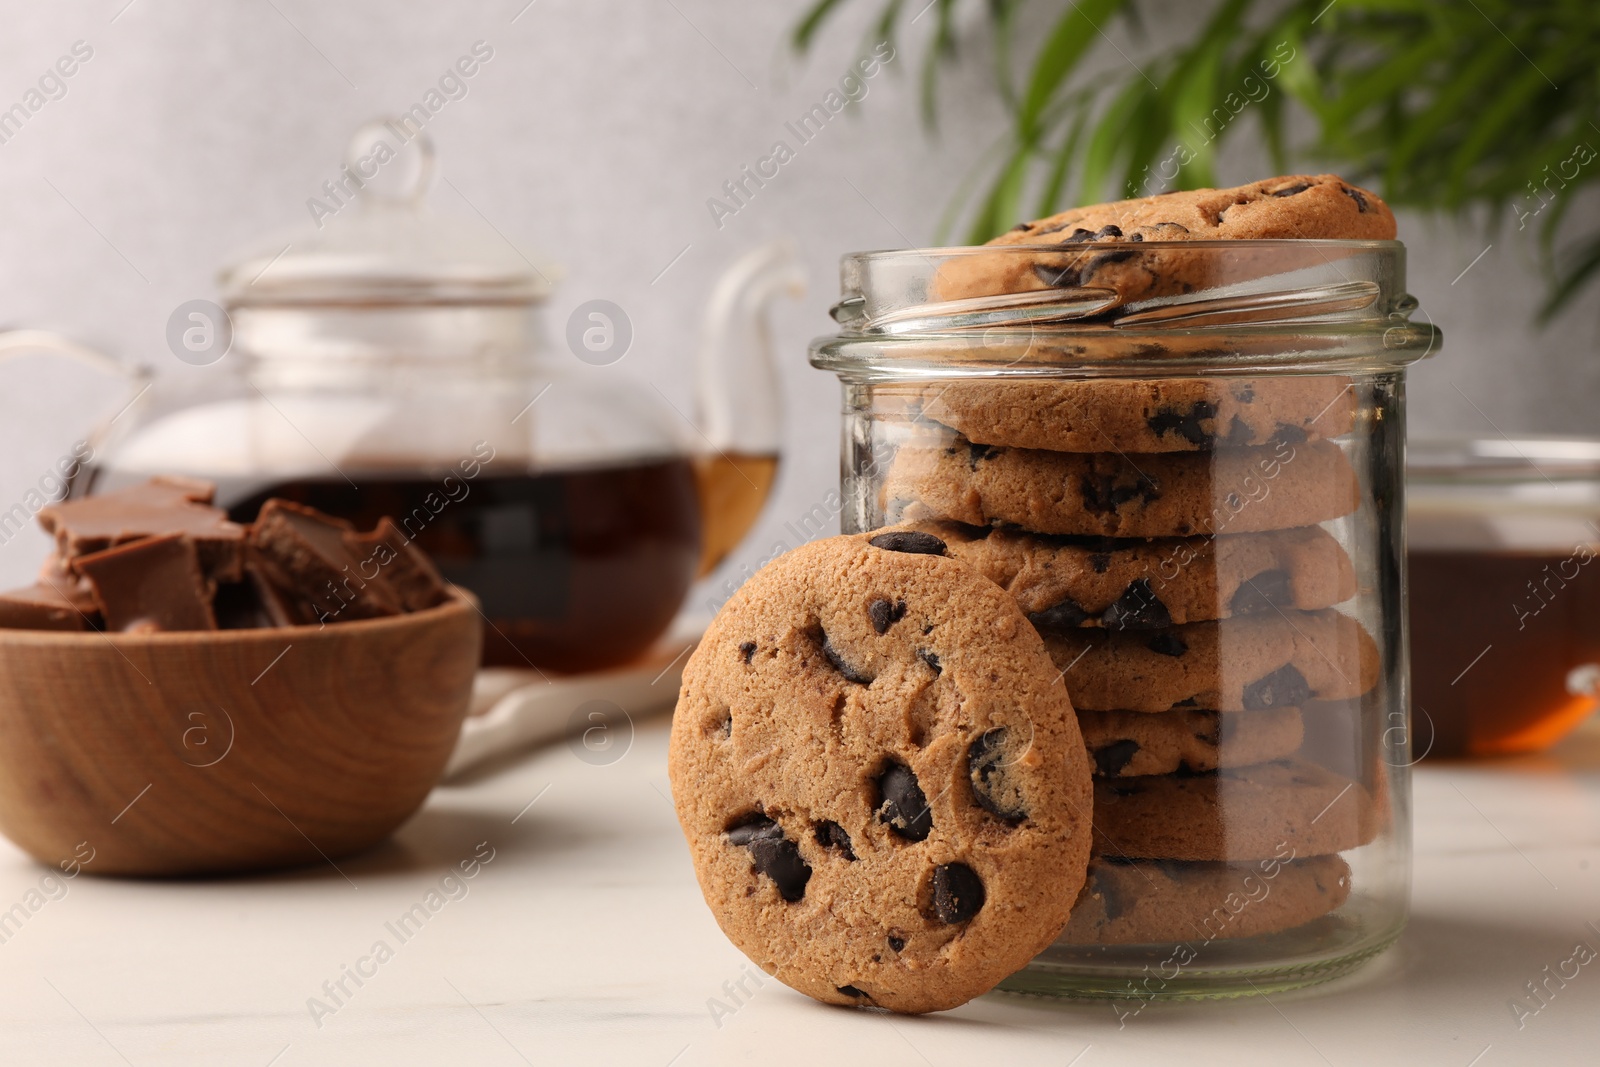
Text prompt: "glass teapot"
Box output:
[[44, 119, 802, 672]]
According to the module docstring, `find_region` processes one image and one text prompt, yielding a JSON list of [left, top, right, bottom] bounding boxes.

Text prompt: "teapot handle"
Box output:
[[0, 330, 151, 488]]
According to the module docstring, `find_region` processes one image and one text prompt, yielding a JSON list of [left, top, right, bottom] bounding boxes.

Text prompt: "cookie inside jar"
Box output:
[[813, 177, 1437, 999]]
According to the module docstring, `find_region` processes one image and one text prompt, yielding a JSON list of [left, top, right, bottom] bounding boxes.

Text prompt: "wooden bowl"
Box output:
[[0, 592, 480, 876]]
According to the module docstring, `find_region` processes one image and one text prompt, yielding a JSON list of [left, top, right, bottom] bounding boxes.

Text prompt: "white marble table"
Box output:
[[1, 707, 1596, 1066]]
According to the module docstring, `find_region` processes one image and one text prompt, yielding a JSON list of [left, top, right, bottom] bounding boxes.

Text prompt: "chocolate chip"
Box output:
[[1147, 401, 1218, 447], [1128, 232, 1143, 242], [1146, 631, 1188, 657], [1342, 186, 1370, 212], [1270, 182, 1312, 197], [1033, 262, 1080, 288], [1027, 597, 1090, 634], [1235, 386, 1255, 402], [931, 863, 985, 924], [876, 762, 933, 842], [1222, 415, 1254, 446], [1272, 423, 1309, 445], [1172, 697, 1199, 707], [820, 628, 873, 685], [967, 728, 1027, 821], [738, 641, 756, 664], [1231, 570, 1292, 615], [1089, 866, 1125, 920], [1093, 739, 1141, 776], [837, 984, 867, 998], [1242, 663, 1311, 710], [966, 442, 999, 468], [1064, 227, 1097, 243], [917, 648, 941, 674], [1009, 222, 1030, 232], [868, 531, 946, 556], [726, 814, 781, 845], [1087, 553, 1112, 574], [1095, 224, 1123, 239], [1080, 473, 1161, 516], [814, 820, 856, 860], [868, 598, 907, 634], [1088, 248, 1137, 268], [1196, 713, 1222, 745], [1101, 579, 1172, 630], [726, 819, 812, 902], [888, 935, 906, 952]]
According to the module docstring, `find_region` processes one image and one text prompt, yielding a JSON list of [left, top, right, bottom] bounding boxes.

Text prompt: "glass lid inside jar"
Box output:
[[218, 118, 556, 307]]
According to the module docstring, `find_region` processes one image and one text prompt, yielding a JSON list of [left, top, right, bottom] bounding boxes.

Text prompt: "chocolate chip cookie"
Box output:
[[887, 437, 1359, 538], [1080, 706, 1304, 777], [668, 531, 1093, 1014], [914, 376, 1356, 454], [1092, 757, 1377, 860], [1063, 854, 1352, 945], [934, 174, 1395, 306], [907, 521, 1356, 632], [1046, 609, 1379, 712]]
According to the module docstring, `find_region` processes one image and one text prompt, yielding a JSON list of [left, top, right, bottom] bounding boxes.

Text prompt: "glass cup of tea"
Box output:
[[1408, 437, 1600, 757]]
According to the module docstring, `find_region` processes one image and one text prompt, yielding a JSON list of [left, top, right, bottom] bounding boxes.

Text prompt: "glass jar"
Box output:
[[811, 239, 1439, 998], [1409, 438, 1600, 758], [77, 120, 797, 673]]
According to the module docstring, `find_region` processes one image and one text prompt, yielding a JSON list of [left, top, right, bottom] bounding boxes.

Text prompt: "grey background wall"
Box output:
[[1, 0, 1595, 594]]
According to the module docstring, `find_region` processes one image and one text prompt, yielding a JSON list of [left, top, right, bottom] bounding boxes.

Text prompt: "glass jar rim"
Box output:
[[812, 238, 1438, 379]]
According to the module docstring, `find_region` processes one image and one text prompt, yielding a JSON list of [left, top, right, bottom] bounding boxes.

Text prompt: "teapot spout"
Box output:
[[696, 239, 806, 453]]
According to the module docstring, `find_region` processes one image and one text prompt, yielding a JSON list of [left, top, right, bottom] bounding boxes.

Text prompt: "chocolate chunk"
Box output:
[[726, 814, 782, 845], [212, 579, 275, 630], [917, 648, 941, 674], [1147, 401, 1218, 447], [814, 820, 856, 860], [867, 531, 946, 556], [819, 629, 873, 684], [1242, 663, 1311, 710], [1094, 224, 1123, 238], [1089, 866, 1125, 920], [1080, 473, 1161, 516], [960, 729, 1024, 825], [1270, 182, 1312, 197], [967, 728, 1027, 821], [888, 935, 906, 952], [931, 863, 985, 924], [39, 476, 245, 584], [1088, 553, 1111, 574], [738, 641, 757, 663], [1272, 423, 1309, 445], [868, 598, 907, 634], [837, 985, 867, 998], [1146, 631, 1188, 657], [1033, 262, 1080, 288], [1093, 739, 1141, 776], [0, 582, 92, 631], [1101, 579, 1172, 630], [1342, 186, 1370, 212], [1231, 570, 1293, 615], [77, 533, 217, 633], [1027, 597, 1090, 634], [342, 517, 452, 611], [727, 816, 811, 901], [251, 500, 403, 623], [876, 762, 932, 841]]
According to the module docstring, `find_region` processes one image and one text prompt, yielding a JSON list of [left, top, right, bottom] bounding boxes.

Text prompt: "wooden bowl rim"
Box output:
[[0, 587, 479, 649]]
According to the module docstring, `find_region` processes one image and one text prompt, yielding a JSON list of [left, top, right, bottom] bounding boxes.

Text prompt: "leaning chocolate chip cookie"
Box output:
[[913, 376, 1356, 453], [1092, 758, 1378, 860], [1046, 609, 1380, 712], [1063, 854, 1352, 945], [1079, 706, 1304, 777], [886, 437, 1359, 538], [935, 174, 1395, 305], [907, 521, 1356, 632], [669, 532, 1092, 1014]]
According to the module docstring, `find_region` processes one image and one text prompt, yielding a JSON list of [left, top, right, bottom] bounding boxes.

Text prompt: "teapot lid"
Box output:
[[219, 118, 556, 307]]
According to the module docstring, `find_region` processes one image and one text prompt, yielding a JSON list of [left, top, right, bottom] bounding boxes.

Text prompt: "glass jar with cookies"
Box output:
[[810, 177, 1439, 999]]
